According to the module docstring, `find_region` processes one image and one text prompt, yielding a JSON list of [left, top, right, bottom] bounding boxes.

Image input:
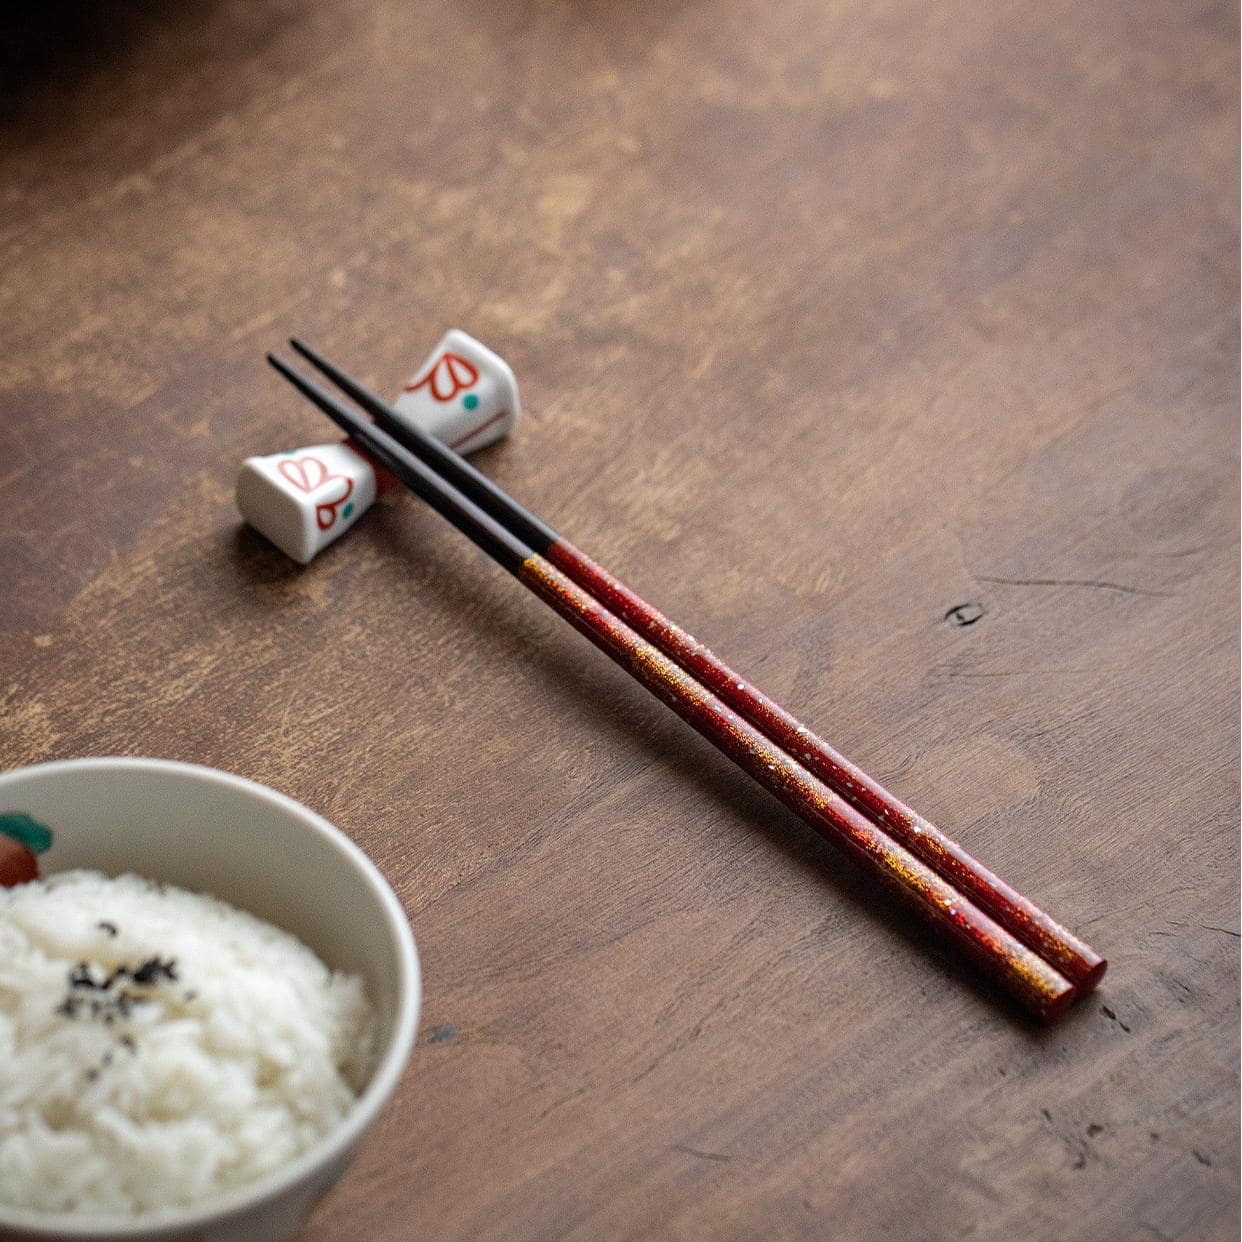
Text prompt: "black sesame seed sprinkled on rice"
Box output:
[[130, 957, 177, 986], [57, 954, 177, 1028], [69, 962, 104, 990]]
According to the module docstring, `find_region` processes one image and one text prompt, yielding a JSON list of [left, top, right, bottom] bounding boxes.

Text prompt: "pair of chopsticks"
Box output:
[[268, 340, 1106, 1020]]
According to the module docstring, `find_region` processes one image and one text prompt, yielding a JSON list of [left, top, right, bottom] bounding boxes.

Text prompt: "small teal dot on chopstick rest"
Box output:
[[343, 503, 354, 518], [0, 812, 53, 853], [462, 393, 479, 410]]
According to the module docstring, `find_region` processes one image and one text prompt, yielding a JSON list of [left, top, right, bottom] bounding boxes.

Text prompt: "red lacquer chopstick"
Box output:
[[547, 546, 1106, 990], [267, 352, 1079, 1020], [284, 339, 1106, 993]]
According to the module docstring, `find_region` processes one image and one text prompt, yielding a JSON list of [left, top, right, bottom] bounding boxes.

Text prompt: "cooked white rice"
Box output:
[[0, 870, 375, 1216]]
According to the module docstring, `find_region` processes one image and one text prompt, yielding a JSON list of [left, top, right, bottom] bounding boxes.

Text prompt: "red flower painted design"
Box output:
[[278, 455, 330, 493], [278, 455, 355, 530], [405, 351, 479, 402]]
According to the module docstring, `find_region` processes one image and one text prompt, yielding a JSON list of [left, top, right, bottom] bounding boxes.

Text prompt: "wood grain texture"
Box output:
[[0, 2, 1237, 1239]]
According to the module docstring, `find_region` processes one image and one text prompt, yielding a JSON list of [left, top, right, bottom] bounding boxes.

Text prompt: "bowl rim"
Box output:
[[0, 756, 421, 1238]]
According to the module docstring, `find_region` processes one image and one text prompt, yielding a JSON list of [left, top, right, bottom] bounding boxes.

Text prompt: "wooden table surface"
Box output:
[[1, 2, 1237, 1238]]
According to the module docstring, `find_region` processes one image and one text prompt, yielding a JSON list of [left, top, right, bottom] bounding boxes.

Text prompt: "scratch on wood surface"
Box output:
[[672, 1143, 732, 1164], [229, 289, 316, 342], [1169, 922, 1241, 940], [976, 575, 1171, 598]]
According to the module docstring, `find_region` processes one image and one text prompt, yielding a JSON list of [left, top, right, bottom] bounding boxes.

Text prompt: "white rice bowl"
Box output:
[[0, 870, 375, 1217]]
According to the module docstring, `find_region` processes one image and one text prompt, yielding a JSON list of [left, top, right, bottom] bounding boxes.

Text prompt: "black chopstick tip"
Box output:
[[266, 352, 312, 392], [287, 337, 334, 376]]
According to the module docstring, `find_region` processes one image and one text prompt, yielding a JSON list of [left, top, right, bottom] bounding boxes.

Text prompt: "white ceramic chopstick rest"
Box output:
[[394, 328, 520, 453], [239, 331, 521, 562], [236, 441, 378, 564]]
